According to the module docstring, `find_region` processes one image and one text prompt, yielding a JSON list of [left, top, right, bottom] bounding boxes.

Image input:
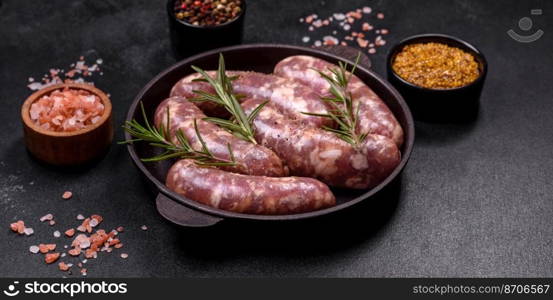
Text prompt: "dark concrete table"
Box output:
[[1, 0, 552, 277]]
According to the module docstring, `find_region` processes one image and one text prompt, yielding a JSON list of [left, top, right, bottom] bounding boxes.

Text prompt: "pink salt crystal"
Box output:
[[40, 214, 54, 222], [333, 13, 345, 21], [357, 38, 369, 48], [29, 88, 104, 132], [72, 234, 90, 249]]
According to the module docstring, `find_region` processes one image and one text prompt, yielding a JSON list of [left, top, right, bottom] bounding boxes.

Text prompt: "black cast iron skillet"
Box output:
[[125, 44, 415, 227]]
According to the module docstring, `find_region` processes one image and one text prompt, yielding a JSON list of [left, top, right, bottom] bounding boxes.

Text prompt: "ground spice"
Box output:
[[392, 42, 480, 89], [174, 0, 242, 26]]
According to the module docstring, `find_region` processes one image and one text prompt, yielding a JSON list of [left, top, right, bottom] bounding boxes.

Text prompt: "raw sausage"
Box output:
[[242, 98, 401, 189], [171, 71, 332, 127], [274, 55, 404, 146], [154, 96, 287, 177], [166, 159, 336, 215]]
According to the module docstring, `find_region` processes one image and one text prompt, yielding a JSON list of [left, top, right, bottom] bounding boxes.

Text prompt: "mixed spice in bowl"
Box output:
[[167, 0, 246, 58], [387, 34, 487, 122], [173, 0, 243, 26], [392, 42, 480, 90]]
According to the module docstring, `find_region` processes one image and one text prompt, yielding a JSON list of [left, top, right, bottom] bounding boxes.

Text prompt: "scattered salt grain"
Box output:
[[62, 191, 73, 199], [53, 230, 61, 238], [299, 6, 390, 56], [40, 214, 54, 222], [140, 225, 148, 231], [49, 220, 56, 226], [77, 214, 85, 220], [323, 36, 339, 46], [120, 253, 128, 259], [333, 13, 346, 21], [26, 55, 105, 91], [29, 245, 40, 254], [24, 227, 34, 236], [72, 234, 91, 249]]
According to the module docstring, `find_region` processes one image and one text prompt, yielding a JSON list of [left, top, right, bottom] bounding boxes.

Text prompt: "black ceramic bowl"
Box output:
[[125, 44, 415, 227], [167, 0, 246, 59], [387, 34, 487, 122]]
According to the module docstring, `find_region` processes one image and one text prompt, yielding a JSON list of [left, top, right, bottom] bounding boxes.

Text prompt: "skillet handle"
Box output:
[[155, 193, 223, 227]]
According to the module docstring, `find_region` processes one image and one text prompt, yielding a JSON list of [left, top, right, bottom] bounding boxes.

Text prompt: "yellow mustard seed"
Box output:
[[392, 42, 480, 89]]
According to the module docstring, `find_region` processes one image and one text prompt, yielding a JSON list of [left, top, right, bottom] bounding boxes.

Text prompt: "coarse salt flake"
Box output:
[[30, 88, 104, 132]]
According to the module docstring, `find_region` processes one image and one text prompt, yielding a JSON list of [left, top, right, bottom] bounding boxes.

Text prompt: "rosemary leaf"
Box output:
[[247, 100, 269, 124], [120, 101, 237, 166], [190, 53, 259, 145], [303, 53, 368, 148]]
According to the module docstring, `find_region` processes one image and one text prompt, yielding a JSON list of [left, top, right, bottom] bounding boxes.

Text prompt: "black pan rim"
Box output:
[[125, 43, 415, 221]]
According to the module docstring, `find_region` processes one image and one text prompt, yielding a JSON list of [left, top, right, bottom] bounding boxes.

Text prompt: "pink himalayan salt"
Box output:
[[29, 88, 104, 132]]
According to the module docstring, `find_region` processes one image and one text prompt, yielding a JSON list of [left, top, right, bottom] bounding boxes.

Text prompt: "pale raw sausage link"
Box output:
[[167, 159, 336, 215], [274, 55, 404, 147], [170, 71, 332, 127], [154, 96, 287, 177], [242, 98, 401, 189]]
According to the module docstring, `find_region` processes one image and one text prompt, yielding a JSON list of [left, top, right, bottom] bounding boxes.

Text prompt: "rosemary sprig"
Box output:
[[303, 53, 368, 148], [120, 102, 237, 166], [189, 54, 267, 145]]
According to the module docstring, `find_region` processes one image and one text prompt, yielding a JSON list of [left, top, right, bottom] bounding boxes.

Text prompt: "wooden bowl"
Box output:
[[21, 83, 114, 166]]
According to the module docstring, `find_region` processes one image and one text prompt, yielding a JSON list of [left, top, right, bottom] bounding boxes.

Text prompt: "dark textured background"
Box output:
[[1, 0, 552, 277]]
